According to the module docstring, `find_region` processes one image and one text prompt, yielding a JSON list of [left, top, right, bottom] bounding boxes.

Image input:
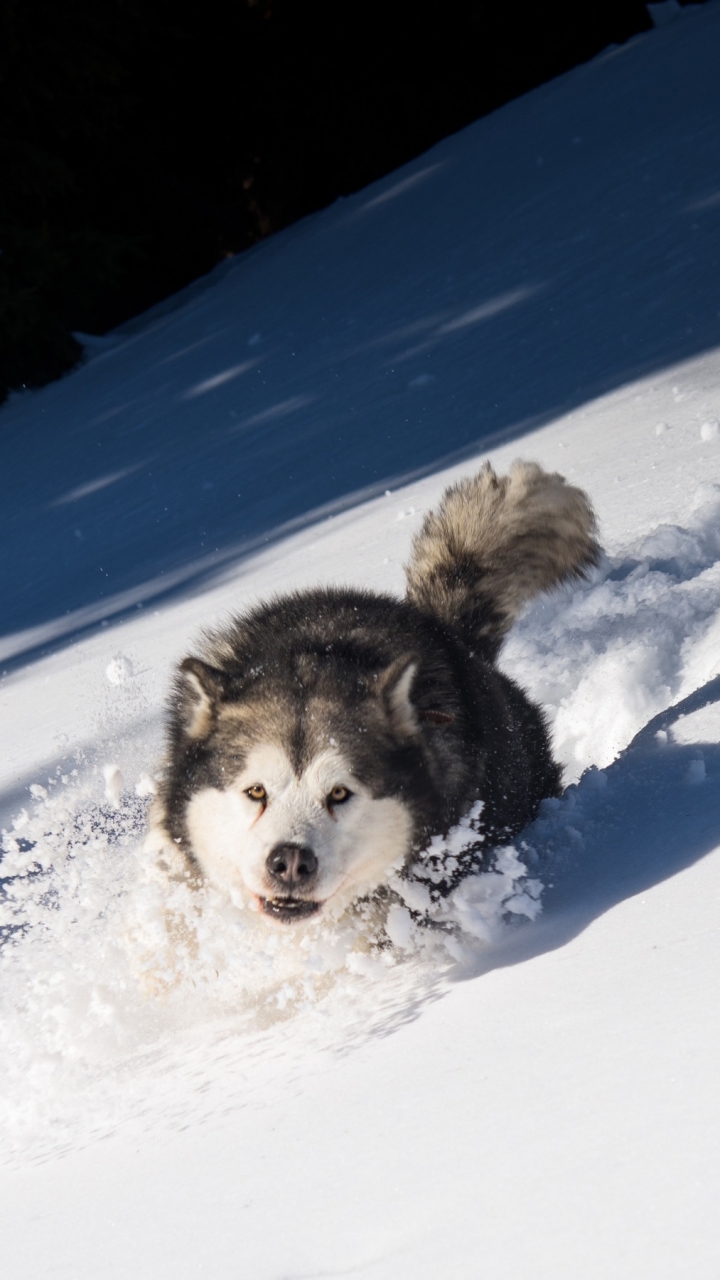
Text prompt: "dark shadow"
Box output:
[[3, 9, 720, 671], [0, 411, 541, 675], [450, 676, 720, 983]]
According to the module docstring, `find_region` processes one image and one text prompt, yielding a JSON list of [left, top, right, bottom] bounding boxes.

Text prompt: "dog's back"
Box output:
[[405, 461, 599, 662]]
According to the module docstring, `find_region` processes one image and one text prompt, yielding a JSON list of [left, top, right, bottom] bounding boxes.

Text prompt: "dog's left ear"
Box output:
[[377, 654, 420, 738], [177, 656, 227, 740]]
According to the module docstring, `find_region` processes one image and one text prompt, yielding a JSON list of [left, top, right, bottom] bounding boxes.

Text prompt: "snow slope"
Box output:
[[2, 4, 720, 1277]]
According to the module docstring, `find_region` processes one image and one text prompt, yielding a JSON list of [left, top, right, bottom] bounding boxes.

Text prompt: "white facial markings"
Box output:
[[184, 785, 254, 907], [183, 740, 414, 917]]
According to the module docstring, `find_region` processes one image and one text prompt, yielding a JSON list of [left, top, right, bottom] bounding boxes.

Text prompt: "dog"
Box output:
[[145, 461, 599, 924]]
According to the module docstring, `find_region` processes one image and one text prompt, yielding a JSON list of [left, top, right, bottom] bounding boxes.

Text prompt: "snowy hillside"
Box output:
[[2, 5, 720, 1277]]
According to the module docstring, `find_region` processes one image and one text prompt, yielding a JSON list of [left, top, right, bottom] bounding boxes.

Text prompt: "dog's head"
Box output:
[[164, 647, 458, 923]]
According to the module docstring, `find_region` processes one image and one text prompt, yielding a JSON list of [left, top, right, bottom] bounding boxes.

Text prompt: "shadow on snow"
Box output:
[[3, 11, 720, 669], [453, 675, 720, 986]]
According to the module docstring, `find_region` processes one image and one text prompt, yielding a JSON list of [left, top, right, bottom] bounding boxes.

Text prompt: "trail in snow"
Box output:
[[502, 477, 720, 778], [0, 774, 540, 1159]]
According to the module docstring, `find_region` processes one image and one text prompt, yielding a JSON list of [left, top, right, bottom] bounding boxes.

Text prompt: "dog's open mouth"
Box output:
[[259, 896, 321, 923]]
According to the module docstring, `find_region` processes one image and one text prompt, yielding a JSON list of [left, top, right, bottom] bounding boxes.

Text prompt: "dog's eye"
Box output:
[[327, 785, 352, 806], [246, 784, 267, 803]]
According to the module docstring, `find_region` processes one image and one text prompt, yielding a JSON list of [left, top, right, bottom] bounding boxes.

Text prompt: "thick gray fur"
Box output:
[[406, 460, 600, 661], [158, 460, 600, 891]]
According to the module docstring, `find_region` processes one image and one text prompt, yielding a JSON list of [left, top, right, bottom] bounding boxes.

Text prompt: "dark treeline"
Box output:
[[0, 0, 656, 403]]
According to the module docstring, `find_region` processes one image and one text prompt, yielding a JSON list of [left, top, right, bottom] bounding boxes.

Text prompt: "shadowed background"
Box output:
[[1, 0, 654, 399]]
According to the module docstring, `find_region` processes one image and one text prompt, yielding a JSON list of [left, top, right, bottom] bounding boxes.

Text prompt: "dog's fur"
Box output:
[[146, 461, 599, 923]]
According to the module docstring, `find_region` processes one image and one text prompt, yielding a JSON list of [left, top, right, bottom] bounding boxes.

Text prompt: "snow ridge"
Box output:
[[502, 481, 720, 780]]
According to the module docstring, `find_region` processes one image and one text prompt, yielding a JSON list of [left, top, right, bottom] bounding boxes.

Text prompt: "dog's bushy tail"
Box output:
[[405, 460, 600, 661]]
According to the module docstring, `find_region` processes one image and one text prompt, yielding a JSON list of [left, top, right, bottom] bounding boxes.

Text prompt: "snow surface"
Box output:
[[2, 4, 720, 1276]]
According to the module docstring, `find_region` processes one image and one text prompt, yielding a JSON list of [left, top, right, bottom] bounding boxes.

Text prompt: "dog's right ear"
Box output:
[[377, 654, 420, 738], [176, 657, 227, 740]]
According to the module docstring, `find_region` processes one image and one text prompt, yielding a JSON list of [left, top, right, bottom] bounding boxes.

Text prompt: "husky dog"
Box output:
[[146, 462, 599, 923]]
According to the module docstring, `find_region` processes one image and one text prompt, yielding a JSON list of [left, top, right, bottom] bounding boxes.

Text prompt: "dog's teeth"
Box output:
[[260, 896, 320, 921]]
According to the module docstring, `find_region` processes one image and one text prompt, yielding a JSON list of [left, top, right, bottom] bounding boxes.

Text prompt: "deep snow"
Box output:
[[2, 4, 720, 1277]]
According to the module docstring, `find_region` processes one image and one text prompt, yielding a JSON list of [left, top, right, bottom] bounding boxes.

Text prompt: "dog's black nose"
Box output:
[[266, 843, 318, 890]]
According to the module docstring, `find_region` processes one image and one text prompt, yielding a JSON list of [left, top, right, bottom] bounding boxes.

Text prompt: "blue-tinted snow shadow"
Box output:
[[0, 411, 543, 674], [3, 8, 720, 667], [452, 676, 720, 983]]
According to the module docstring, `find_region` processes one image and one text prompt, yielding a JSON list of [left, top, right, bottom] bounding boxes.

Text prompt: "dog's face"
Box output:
[[166, 652, 444, 923], [184, 739, 412, 922]]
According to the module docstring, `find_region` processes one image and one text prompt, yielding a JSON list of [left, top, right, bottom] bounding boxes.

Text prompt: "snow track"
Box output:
[[504, 479, 720, 777]]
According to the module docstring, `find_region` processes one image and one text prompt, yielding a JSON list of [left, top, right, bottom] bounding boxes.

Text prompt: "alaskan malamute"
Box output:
[[146, 462, 599, 923]]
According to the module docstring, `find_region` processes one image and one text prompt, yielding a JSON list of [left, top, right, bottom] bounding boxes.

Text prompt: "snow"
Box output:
[[2, 4, 720, 1275]]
